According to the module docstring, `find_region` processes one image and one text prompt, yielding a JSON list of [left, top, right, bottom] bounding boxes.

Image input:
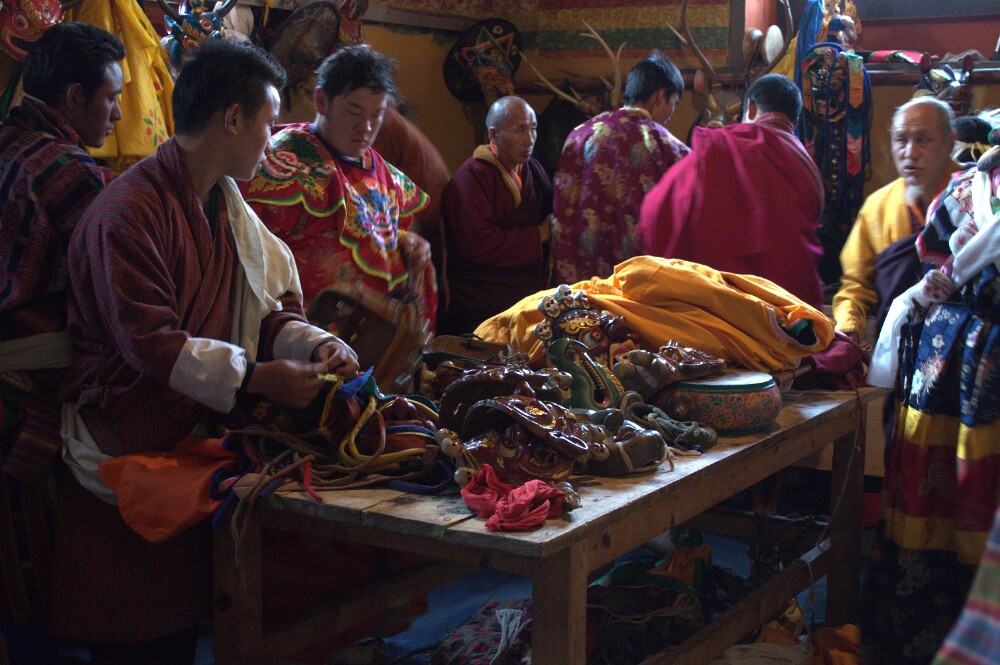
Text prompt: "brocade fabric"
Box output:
[[243, 123, 437, 331], [550, 108, 688, 285]]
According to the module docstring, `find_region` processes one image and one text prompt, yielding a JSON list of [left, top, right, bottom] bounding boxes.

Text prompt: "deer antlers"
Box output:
[[664, 0, 717, 82], [581, 20, 625, 109], [666, 0, 793, 84], [523, 22, 625, 117]]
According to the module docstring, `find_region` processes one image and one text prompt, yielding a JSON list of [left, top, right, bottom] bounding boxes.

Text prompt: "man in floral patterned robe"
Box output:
[[550, 53, 688, 285]]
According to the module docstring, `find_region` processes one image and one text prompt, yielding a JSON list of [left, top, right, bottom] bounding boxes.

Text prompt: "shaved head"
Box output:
[[486, 95, 530, 131], [893, 97, 954, 139], [485, 95, 537, 166]]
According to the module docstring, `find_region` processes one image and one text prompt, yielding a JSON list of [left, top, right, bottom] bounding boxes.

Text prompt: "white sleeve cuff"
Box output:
[[273, 320, 337, 361], [168, 337, 246, 412]]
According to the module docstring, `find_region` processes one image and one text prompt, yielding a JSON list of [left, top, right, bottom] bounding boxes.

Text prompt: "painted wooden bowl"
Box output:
[[657, 369, 782, 436]]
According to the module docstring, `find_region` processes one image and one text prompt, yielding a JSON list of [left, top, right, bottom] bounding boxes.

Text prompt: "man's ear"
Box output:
[[314, 88, 328, 115], [62, 82, 87, 113], [744, 99, 758, 122], [487, 126, 497, 143], [224, 103, 241, 136]]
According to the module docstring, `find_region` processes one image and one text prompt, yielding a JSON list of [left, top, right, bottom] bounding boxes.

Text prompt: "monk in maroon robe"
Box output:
[[638, 74, 825, 308], [49, 41, 357, 663], [441, 96, 553, 334]]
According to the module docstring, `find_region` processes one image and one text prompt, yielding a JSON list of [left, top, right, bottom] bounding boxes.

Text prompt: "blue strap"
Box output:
[[387, 461, 456, 495]]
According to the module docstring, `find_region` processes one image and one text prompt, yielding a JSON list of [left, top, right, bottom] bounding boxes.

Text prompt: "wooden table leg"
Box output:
[[826, 421, 863, 625], [213, 515, 264, 665], [531, 541, 588, 665]]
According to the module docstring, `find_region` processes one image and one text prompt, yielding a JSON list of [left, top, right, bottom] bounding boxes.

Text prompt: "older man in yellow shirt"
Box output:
[[832, 97, 960, 343]]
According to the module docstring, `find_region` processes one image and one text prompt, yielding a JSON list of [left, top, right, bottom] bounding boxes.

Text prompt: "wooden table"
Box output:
[[213, 390, 871, 665]]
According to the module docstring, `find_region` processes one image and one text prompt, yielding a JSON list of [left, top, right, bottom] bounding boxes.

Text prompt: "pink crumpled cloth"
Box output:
[[460, 464, 567, 532]]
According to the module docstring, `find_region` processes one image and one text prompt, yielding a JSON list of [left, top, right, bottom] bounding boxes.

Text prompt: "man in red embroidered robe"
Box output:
[[638, 74, 825, 309], [243, 45, 437, 332], [441, 96, 553, 334], [49, 40, 357, 664]]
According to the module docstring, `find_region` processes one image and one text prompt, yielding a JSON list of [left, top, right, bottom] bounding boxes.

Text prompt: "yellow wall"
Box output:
[[365, 25, 471, 171]]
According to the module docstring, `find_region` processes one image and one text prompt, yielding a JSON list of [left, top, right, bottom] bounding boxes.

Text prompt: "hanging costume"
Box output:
[[638, 112, 825, 308], [474, 255, 834, 373], [865, 156, 1000, 664], [49, 137, 333, 641], [550, 107, 689, 285], [242, 123, 436, 331], [800, 41, 871, 285], [441, 144, 552, 334]]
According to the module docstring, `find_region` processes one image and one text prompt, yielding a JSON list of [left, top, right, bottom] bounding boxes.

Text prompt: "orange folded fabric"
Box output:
[[99, 436, 249, 544]]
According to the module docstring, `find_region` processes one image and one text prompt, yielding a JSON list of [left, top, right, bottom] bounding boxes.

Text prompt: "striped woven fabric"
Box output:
[[933, 503, 1000, 665], [0, 97, 107, 483], [382, 0, 730, 65]]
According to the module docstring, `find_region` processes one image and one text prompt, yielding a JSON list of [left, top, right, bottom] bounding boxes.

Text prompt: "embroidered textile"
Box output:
[[65, 0, 173, 172], [243, 123, 437, 330], [863, 160, 1000, 665], [551, 108, 688, 285], [879, 164, 1000, 566], [800, 41, 872, 284]]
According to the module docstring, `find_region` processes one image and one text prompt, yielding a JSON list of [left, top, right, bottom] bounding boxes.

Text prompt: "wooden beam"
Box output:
[[729, 0, 747, 71], [364, 1, 473, 32], [230, 0, 473, 32]]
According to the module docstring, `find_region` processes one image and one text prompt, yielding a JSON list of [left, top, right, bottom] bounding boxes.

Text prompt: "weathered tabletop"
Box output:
[[214, 390, 868, 665]]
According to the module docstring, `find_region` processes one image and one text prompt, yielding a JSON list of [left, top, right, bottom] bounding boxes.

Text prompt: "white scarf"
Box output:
[[869, 155, 1000, 387], [220, 176, 302, 360]]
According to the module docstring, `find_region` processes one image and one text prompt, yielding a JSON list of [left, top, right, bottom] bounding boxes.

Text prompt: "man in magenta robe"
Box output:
[[638, 74, 825, 308], [49, 41, 357, 664], [550, 53, 688, 285], [441, 96, 553, 334]]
